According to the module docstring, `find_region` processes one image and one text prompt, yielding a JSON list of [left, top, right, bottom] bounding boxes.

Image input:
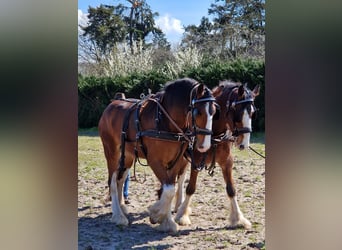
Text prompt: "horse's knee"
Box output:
[[226, 184, 236, 197], [186, 185, 196, 196]]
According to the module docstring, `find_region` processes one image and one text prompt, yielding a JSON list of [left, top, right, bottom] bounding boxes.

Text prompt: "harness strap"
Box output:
[[119, 101, 139, 177], [232, 127, 252, 137], [212, 131, 234, 143], [167, 141, 186, 170], [147, 97, 192, 143], [195, 127, 213, 135], [205, 144, 217, 176], [134, 102, 148, 159], [138, 130, 189, 142]]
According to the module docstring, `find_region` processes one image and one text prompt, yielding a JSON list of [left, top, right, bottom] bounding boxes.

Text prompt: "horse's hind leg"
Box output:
[[102, 142, 129, 226], [109, 171, 129, 226], [175, 167, 198, 226], [221, 155, 251, 229], [116, 157, 133, 215]]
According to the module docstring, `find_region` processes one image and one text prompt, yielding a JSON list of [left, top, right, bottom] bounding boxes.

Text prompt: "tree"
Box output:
[[124, 0, 164, 53], [181, 0, 265, 59], [181, 17, 220, 56], [208, 0, 265, 58], [80, 5, 127, 55], [78, 1, 171, 76], [80, 1, 168, 55]]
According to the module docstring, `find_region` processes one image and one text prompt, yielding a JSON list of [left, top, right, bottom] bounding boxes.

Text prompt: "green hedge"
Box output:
[[78, 59, 265, 131]]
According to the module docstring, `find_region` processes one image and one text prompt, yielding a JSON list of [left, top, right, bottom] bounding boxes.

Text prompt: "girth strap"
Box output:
[[167, 141, 186, 170]]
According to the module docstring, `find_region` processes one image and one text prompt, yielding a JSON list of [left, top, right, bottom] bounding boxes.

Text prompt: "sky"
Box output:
[[78, 0, 215, 45]]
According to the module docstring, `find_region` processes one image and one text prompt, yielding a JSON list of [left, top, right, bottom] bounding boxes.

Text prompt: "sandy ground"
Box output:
[[78, 143, 265, 250]]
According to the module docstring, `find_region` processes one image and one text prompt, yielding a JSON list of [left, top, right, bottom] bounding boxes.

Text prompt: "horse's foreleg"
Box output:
[[222, 156, 251, 229], [174, 163, 189, 212], [110, 172, 129, 226], [148, 184, 178, 233], [175, 168, 198, 225]]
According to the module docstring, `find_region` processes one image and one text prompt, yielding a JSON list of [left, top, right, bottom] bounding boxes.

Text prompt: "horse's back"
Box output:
[[99, 100, 135, 145]]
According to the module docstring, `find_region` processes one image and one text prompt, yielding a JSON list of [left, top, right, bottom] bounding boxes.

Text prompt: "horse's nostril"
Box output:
[[239, 144, 245, 150]]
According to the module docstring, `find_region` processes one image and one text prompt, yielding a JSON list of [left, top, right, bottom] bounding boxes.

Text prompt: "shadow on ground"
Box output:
[[78, 209, 176, 250]]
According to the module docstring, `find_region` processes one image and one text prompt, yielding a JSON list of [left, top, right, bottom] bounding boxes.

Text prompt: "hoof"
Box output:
[[240, 217, 252, 229], [120, 204, 128, 215], [110, 214, 129, 226], [229, 216, 252, 230], [156, 218, 179, 234], [175, 215, 191, 226], [175, 207, 192, 225], [149, 216, 158, 224], [148, 206, 166, 224]]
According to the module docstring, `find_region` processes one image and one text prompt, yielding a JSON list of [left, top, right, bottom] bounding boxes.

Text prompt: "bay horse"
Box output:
[[174, 80, 260, 229], [98, 78, 218, 233]]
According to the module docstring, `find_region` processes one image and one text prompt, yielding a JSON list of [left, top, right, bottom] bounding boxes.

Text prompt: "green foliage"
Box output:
[[182, 0, 265, 59], [78, 59, 264, 131], [80, 1, 167, 59], [81, 5, 127, 54]]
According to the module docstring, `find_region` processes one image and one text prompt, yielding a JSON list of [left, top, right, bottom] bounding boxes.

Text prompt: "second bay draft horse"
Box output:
[[174, 80, 260, 229], [98, 78, 218, 233]]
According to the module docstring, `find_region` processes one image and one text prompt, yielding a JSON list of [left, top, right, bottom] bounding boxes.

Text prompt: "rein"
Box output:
[[146, 97, 193, 144], [249, 146, 266, 159]]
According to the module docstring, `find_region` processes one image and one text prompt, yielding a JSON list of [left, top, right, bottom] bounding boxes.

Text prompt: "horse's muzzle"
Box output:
[[197, 145, 210, 153]]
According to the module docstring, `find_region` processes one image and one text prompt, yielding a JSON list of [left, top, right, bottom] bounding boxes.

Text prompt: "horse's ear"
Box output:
[[238, 84, 244, 97], [212, 85, 224, 97], [253, 84, 260, 97], [196, 83, 205, 98]]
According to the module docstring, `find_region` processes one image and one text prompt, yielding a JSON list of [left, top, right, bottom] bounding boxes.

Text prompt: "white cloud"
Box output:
[[155, 14, 184, 35], [78, 9, 89, 34], [78, 10, 183, 44]]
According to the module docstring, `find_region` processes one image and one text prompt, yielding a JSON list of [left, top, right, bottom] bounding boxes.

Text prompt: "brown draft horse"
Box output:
[[98, 78, 217, 233], [174, 80, 260, 229]]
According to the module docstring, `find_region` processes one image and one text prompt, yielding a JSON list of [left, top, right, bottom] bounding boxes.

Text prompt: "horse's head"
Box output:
[[189, 83, 218, 153], [162, 78, 218, 153], [213, 82, 260, 150]]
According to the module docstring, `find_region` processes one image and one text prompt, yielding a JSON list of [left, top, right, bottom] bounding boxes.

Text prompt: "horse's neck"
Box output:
[[161, 102, 187, 131]]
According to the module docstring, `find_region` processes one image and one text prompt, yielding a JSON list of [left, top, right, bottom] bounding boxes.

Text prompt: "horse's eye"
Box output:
[[193, 108, 200, 116]]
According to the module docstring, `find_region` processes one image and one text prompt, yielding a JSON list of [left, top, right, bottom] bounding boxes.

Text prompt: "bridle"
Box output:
[[226, 86, 256, 137], [189, 85, 218, 137]]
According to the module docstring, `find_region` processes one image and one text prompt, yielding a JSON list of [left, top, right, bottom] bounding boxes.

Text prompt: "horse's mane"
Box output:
[[219, 80, 240, 88], [217, 80, 241, 96], [162, 77, 198, 92]]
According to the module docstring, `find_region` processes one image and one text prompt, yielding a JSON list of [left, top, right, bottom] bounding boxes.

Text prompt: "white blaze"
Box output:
[[198, 102, 212, 152], [240, 106, 254, 148]]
